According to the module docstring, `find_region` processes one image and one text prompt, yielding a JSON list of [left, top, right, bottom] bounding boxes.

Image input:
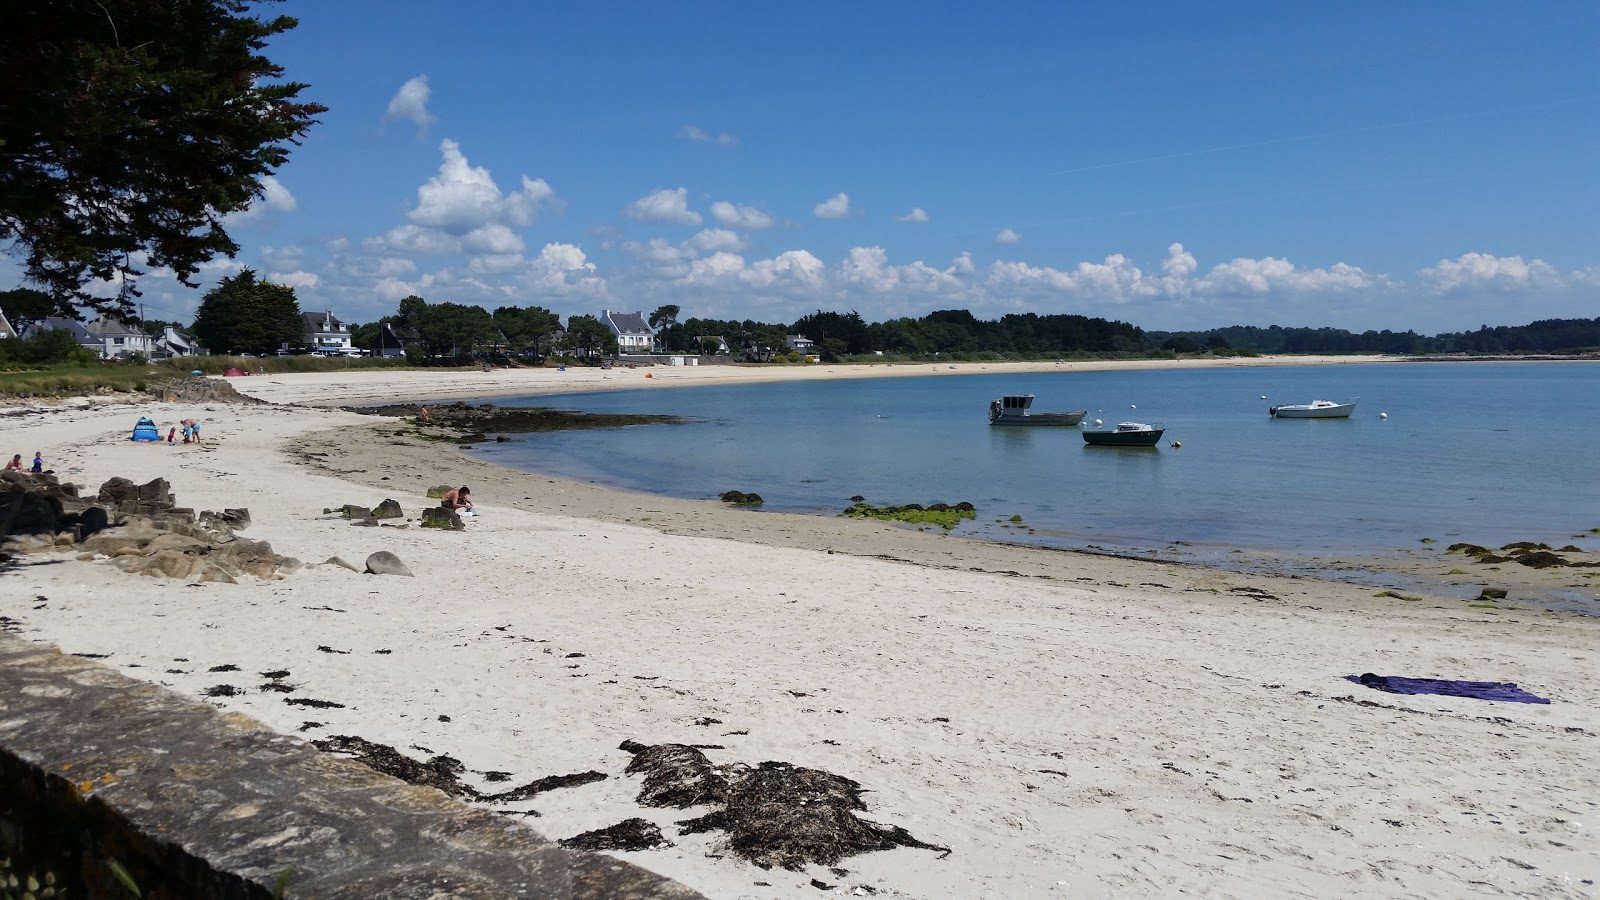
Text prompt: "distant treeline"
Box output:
[[665, 309, 1149, 358], [1146, 317, 1600, 356]]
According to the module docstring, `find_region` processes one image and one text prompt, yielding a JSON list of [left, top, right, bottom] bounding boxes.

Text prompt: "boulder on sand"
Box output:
[[421, 507, 465, 531], [364, 551, 414, 577], [372, 498, 404, 519]]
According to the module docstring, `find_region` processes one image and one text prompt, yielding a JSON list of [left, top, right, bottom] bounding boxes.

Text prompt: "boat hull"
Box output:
[[989, 410, 1086, 426], [1083, 428, 1164, 447]]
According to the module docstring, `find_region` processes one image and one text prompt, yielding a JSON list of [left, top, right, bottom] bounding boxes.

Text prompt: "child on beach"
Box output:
[[30, 452, 42, 474], [3, 454, 21, 471], [168, 426, 177, 445]]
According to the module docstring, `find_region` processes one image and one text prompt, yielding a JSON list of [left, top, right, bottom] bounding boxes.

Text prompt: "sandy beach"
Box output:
[[2, 358, 1596, 899]]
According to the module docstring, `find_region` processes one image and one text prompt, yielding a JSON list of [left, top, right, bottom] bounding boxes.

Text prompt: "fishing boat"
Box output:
[[1269, 398, 1358, 418], [988, 394, 1087, 426], [1082, 422, 1164, 447]]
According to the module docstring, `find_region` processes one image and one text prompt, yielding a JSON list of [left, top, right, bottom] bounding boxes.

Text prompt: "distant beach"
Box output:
[[3, 358, 1595, 899]]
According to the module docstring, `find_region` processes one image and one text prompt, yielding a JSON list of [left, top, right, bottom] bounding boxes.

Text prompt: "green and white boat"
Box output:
[[1082, 422, 1164, 447]]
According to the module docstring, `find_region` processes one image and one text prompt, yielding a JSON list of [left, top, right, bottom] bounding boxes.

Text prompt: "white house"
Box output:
[[693, 335, 730, 355], [601, 310, 655, 353], [24, 315, 153, 359], [785, 334, 816, 355], [301, 310, 353, 352], [152, 325, 201, 358], [0, 309, 16, 339]]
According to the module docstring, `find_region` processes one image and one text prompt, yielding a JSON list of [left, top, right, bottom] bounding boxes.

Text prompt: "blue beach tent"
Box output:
[[131, 416, 161, 442]]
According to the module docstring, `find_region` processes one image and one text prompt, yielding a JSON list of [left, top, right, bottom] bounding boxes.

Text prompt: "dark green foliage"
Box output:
[[191, 269, 303, 355], [0, 328, 97, 366], [0, 287, 67, 323], [0, 0, 325, 313], [562, 314, 619, 357], [1147, 317, 1600, 355]]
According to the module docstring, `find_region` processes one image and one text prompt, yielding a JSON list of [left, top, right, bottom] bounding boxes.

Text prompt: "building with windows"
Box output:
[[301, 310, 353, 353], [22, 315, 153, 359], [601, 310, 655, 353]]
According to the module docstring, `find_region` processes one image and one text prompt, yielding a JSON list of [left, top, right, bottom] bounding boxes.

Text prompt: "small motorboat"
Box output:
[[989, 394, 1086, 426], [1269, 398, 1358, 418], [1082, 422, 1164, 447]]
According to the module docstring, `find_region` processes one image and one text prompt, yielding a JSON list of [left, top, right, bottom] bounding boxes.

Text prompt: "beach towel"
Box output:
[[1345, 673, 1550, 704]]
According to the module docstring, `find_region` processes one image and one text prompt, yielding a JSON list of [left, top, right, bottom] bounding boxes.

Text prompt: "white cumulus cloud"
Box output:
[[710, 201, 774, 230], [383, 75, 437, 136], [1418, 252, 1563, 294], [994, 228, 1021, 245], [813, 192, 852, 220], [894, 207, 930, 224], [625, 188, 702, 225]]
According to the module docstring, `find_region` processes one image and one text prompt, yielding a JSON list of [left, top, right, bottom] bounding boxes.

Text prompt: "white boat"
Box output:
[[1269, 398, 1358, 418], [989, 394, 1086, 426]]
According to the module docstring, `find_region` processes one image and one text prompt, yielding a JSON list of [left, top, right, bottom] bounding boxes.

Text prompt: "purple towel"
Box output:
[[1345, 673, 1550, 704]]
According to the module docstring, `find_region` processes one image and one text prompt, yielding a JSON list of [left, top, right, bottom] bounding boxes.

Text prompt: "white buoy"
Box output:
[[1379, 412, 1388, 419], [1094, 419, 1103, 426], [1260, 395, 1267, 400], [1130, 404, 1137, 409]]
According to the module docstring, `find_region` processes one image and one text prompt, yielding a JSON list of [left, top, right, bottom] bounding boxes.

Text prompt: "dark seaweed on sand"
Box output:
[[481, 770, 609, 803], [559, 818, 673, 852], [620, 740, 734, 808], [313, 734, 479, 799], [620, 741, 949, 870]]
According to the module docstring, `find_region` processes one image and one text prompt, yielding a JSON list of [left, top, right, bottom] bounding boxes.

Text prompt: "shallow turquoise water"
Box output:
[[472, 362, 1599, 604]]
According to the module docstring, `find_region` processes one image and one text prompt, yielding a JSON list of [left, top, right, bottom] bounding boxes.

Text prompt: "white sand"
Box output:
[[3, 362, 1595, 900]]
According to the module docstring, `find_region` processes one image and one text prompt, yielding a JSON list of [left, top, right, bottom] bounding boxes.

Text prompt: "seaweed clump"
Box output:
[[314, 734, 479, 799], [560, 818, 673, 852], [840, 500, 976, 531], [619, 741, 948, 870], [719, 490, 764, 506]]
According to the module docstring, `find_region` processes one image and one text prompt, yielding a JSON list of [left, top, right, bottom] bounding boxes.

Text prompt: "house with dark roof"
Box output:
[[601, 310, 655, 353], [785, 334, 817, 355], [0, 309, 16, 339], [693, 335, 730, 355], [23, 315, 153, 359], [376, 323, 407, 358], [302, 310, 353, 353], [152, 325, 202, 358]]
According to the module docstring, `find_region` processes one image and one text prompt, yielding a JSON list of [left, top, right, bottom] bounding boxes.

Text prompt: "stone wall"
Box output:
[[0, 633, 704, 900]]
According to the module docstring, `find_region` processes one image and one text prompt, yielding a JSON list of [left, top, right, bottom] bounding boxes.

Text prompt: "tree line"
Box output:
[[1148, 318, 1600, 356]]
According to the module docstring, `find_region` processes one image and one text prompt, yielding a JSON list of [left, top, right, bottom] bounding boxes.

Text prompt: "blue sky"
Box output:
[[53, 1, 1600, 332]]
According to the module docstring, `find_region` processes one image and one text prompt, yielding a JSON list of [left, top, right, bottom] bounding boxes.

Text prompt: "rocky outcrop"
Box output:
[[1, 470, 106, 545], [420, 507, 464, 531], [372, 498, 404, 520], [4, 473, 298, 583]]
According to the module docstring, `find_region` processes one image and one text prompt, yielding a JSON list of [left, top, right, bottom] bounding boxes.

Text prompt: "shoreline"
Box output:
[[222, 353, 1408, 407], [2, 371, 1596, 898]]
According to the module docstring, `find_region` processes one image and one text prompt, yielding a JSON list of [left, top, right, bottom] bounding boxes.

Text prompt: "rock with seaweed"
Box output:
[[351, 401, 685, 434], [840, 500, 976, 531], [719, 491, 764, 506]]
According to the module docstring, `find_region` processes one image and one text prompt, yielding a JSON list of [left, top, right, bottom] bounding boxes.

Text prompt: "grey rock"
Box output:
[[420, 507, 465, 531], [364, 551, 414, 577], [372, 498, 404, 520], [324, 556, 360, 572]]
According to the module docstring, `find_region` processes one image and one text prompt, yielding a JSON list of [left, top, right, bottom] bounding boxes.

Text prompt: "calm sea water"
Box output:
[[472, 362, 1599, 605]]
